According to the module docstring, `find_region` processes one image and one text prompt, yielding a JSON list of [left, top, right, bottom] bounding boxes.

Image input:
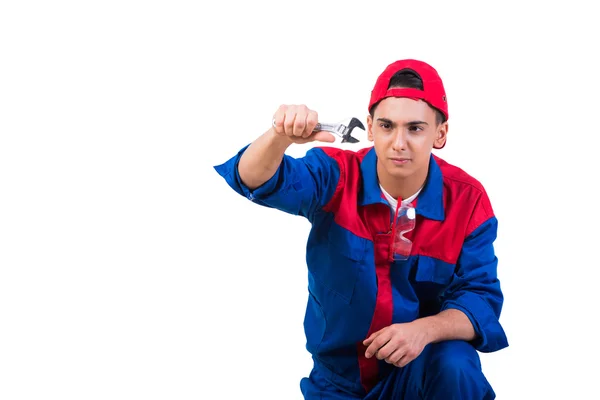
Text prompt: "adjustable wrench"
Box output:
[[272, 117, 364, 143]]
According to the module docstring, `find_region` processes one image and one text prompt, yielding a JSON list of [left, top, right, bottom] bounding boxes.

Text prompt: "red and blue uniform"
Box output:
[[214, 144, 508, 399]]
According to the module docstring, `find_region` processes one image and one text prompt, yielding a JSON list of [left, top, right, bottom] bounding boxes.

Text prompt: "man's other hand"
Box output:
[[363, 321, 430, 368]]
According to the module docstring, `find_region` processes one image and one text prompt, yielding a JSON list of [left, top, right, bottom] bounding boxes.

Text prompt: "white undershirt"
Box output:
[[379, 184, 422, 211]]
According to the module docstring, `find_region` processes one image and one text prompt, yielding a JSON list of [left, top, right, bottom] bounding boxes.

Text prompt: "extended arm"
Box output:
[[237, 129, 293, 190], [214, 105, 340, 219]]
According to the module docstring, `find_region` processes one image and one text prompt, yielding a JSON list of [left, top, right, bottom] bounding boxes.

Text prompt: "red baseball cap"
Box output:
[[368, 59, 448, 121]]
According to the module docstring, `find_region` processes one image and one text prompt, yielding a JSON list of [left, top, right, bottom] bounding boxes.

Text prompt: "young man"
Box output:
[[214, 59, 508, 399]]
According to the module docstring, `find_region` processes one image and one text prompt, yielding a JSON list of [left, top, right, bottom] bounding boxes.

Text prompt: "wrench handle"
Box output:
[[313, 123, 338, 132], [272, 120, 332, 131], [272, 119, 345, 138]]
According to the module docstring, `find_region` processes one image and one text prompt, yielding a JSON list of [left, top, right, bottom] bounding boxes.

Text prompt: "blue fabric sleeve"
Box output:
[[213, 144, 341, 219], [440, 216, 509, 353]]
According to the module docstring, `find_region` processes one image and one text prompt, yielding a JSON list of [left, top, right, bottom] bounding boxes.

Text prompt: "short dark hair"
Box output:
[[370, 70, 446, 125]]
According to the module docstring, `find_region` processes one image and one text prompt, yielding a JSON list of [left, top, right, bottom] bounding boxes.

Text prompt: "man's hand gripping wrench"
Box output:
[[272, 117, 365, 143]]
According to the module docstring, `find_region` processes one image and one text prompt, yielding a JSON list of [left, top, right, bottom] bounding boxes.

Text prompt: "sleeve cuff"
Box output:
[[213, 144, 282, 203], [442, 292, 509, 353]]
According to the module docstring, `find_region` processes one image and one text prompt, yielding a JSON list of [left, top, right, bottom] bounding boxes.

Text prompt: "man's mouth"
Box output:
[[390, 157, 410, 165]]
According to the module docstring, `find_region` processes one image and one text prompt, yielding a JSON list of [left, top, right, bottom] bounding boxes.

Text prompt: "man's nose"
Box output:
[[392, 130, 408, 151]]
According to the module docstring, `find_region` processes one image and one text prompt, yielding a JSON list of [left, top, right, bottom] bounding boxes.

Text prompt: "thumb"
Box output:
[[311, 131, 336, 143]]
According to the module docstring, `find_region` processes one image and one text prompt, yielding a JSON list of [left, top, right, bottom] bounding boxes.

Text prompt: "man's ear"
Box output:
[[367, 114, 374, 142], [433, 121, 448, 149]]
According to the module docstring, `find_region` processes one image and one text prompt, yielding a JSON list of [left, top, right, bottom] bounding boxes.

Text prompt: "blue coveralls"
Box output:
[[214, 144, 508, 399]]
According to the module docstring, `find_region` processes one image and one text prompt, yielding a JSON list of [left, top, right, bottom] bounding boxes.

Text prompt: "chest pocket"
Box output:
[[314, 222, 367, 304], [411, 256, 456, 315], [414, 256, 455, 286]]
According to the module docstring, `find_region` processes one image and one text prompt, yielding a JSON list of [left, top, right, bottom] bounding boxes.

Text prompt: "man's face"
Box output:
[[367, 97, 448, 182]]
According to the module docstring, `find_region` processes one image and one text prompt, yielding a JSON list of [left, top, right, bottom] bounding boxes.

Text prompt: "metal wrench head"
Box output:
[[320, 118, 364, 143], [341, 117, 365, 143]]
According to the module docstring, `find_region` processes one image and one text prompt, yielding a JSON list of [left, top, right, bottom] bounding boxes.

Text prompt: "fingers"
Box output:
[[374, 340, 398, 361], [306, 109, 319, 135], [394, 357, 409, 368], [363, 328, 382, 346], [364, 331, 391, 359], [385, 349, 404, 366], [284, 107, 300, 136], [364, 323, 422, 368], [272, 104, 319, 141], [385, 346, 420, 368], [394, 348, 419, 368], [272, 105, 287, 134], [390, 352, 417, 368], [381, 346, 414, 367]]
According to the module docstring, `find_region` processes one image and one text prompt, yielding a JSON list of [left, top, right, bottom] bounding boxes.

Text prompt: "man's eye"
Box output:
[[380, 123, 391, 129], [409, 126, 423, 132]]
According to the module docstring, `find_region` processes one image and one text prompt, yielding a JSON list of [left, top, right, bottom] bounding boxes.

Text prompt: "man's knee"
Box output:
[[428, 340, 481, 380], [423, 340, 494, 399]]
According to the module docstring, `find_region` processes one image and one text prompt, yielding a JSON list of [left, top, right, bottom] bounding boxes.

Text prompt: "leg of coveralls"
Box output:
[[420, 340, 495, 399], [366, 340, 496, 399], [300, 368, 362, 400]]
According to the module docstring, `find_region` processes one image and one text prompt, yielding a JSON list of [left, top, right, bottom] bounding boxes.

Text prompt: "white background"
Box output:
[[1, 1, 598, 399]]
